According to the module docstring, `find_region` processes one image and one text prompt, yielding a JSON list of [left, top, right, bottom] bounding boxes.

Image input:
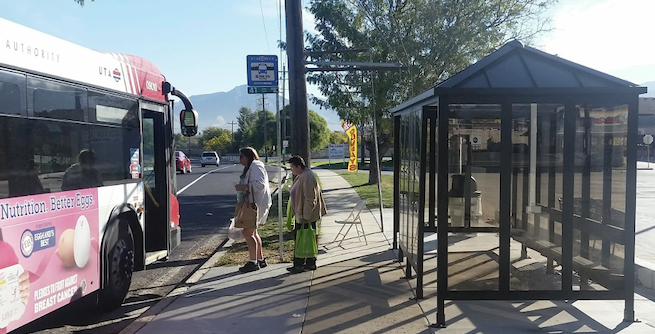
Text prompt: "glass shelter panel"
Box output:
[[510, 104, 564, 291], [398, 110, 423, 267], [571, 104, 627, 291], [447, 104, 501, 291]]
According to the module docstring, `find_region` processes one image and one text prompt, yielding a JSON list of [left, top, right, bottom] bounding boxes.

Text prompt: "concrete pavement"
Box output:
[[127, 168, 655, 334]]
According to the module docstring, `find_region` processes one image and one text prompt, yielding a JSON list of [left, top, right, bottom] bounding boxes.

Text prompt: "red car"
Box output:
[[175, 151, 192, 174]]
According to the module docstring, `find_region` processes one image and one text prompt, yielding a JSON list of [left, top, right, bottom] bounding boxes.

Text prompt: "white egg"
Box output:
[[73, 215, 91, 268]]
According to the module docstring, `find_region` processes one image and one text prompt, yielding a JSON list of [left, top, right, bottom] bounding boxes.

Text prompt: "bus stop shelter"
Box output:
[[391, 40, 646, 327]]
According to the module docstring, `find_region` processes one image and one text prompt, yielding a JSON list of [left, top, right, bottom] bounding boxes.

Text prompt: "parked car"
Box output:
[[201, 151, 220, 167], [175, 151, 192, 173]]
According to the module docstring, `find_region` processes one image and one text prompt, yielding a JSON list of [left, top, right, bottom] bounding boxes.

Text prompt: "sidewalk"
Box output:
[[129, 169, 655, 334], [128, 168, 431, 334]]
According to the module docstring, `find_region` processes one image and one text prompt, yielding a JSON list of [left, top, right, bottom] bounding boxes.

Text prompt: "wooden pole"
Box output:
[[285, 0, 310, 166]]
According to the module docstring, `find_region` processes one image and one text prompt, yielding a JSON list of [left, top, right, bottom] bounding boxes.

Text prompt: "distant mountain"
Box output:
[[183, 81, 655, 133], [641, 81, 655, 97], [177, 85, 342, 133]]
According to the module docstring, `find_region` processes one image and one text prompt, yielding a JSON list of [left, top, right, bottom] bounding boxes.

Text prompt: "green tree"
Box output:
[[306, 0, 555, 183], [282, 106, 332, 152], [309, 110, 330, 151], [199, 126, 231, 149], [74, 0, 93, 6], [249, 109, 277, 156], [234, 107, 256, 150], [205, 133, 232, 152], [174, 133, 200, 151], [329, 131, 348, 144]]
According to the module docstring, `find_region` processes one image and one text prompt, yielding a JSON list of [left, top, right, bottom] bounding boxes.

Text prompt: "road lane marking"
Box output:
[[177, 164, 237, 195]]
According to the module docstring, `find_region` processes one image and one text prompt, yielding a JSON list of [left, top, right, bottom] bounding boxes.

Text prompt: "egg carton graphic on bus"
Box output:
[[0, 189, 99, 333]]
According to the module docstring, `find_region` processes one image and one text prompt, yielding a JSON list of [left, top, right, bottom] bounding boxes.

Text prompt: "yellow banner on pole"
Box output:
[[346, 125, 358, 172]]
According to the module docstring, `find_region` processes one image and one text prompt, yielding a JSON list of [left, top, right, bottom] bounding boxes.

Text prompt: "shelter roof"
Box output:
[[436, 40, 638, 90], [391, 40, 647, 115]]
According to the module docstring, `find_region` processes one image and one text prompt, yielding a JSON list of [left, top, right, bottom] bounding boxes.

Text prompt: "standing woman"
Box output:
[[235, 147, 272, 273], [287, 155, 327, 274]]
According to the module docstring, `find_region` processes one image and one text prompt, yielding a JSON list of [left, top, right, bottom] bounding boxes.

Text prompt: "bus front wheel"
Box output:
[[98, 218, 134, 311]]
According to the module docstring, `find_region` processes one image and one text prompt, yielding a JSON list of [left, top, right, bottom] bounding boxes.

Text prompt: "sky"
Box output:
[[541, 0, 655, 86], [1, 0, 654, 125]]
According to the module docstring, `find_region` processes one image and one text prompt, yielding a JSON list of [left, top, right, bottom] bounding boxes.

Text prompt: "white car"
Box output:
[[201, 151, 220, 167]]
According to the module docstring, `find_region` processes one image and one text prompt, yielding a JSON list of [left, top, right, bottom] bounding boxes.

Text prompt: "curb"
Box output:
[[122, 163, 287, 333], [118, 237, 233, 334], [636, 259, 655, 291]]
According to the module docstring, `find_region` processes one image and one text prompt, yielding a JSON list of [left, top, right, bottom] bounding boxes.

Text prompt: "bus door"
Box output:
[[141, 103, 172, 258]]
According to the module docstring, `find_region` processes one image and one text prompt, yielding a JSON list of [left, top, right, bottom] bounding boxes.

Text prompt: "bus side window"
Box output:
[[28, 77, 87, 122], [0, 73, 32, 199], [0, 82, 21, 115], [88, 92, 140, 185], [27, 78, 92, 193]]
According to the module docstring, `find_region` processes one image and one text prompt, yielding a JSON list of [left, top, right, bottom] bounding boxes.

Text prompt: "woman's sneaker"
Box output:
[[239, 261, 260, 273], [258, 259, 268, 268]]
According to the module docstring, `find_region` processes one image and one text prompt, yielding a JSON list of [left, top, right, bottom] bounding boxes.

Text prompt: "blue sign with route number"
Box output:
[[247, 55, 278, 87]]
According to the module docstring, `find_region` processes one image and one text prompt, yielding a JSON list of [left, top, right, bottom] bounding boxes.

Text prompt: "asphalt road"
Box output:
[[13, 160, 285, 334]]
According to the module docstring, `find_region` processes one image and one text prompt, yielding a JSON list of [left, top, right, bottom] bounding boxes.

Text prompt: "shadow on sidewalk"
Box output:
[[418, 299, 633, 333], [302, 249, 433, 334], [146, 258, 205, 270], [322, 187, 356, 193], [138, 247, 431, 334]]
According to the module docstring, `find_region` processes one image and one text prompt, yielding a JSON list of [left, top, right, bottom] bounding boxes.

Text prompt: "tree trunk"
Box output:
[[368, 146, 380, 184], [367, 138, 394, 185]]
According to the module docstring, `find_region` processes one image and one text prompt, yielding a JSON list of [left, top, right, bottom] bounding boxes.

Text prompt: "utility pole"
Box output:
[[228, 120, 236, 143], [285, 0, 310, 166], [281, 64, 287, 160], [262, 93, 268, 162]]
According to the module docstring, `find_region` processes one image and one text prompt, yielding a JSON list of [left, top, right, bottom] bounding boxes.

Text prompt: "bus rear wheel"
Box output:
[[98, 219, 134, 311]]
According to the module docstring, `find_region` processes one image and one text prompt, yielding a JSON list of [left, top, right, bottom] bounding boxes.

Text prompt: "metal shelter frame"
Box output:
[[391, 40, 647, 327]]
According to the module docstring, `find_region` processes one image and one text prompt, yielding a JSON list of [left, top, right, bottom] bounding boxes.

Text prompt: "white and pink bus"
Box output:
[[0, 18, 198, 333]]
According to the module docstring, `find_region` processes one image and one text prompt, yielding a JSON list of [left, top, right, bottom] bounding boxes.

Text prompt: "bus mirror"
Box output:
[[180, 109, 198, 137]]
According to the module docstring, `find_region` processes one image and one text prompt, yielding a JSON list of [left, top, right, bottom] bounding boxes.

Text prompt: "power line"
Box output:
[[259, 0, 271, 53]]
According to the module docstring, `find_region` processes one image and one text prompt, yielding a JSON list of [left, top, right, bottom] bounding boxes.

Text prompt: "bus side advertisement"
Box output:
[[0, 189, 99, 333]]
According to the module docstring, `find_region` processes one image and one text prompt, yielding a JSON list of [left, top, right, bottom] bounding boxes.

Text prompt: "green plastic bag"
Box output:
[[285, 200, 294, 231], [294, 223, 318, 258]]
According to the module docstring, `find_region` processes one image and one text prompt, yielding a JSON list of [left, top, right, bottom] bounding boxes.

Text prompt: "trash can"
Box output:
[[448, 174, 483, 227]]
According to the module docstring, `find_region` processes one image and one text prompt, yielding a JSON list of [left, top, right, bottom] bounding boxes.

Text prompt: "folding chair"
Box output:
[[333, 200, 367, 247]]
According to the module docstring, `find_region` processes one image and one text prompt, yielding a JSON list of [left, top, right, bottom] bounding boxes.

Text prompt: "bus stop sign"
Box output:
[[247, 55, 278, 87]]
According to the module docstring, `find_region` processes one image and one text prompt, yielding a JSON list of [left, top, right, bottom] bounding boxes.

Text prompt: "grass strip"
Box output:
[[312, 159, 393, 170], [215, 174, 323, 266], [214, 220, 296, 266], [336, 172, 394, 209]]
